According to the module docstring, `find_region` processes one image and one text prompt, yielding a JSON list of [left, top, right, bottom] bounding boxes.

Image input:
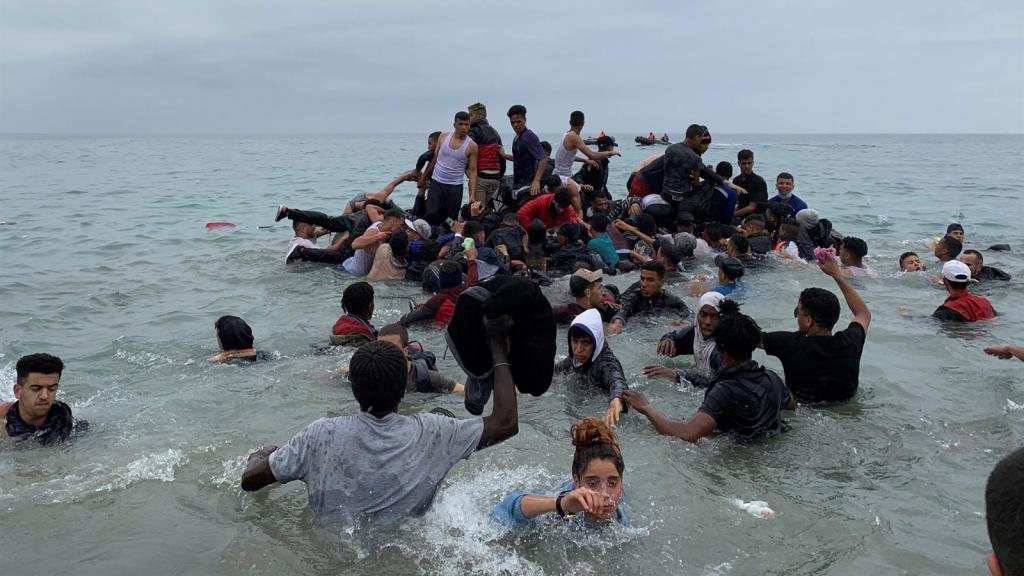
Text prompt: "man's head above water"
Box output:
[[349, 340, 408, 417]]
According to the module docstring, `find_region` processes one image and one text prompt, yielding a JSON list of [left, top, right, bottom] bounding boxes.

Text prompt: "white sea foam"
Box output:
[[731, 499, 775, 519]]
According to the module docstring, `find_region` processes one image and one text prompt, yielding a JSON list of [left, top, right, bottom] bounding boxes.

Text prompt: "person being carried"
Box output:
[[932, 260, 996, 322], [767, 172, 808, 217], [552, 268, 618, 325], [1, 353, 88, 445], [983, 446, 1024, 576], [419, 111, 479, 226], [960, 249, 1012, 282], [331, 282, 377, 346], [491, 417, 627, 527], [646, 292, 726, 386], [761, 256, 871, 404], [209, 316, 270, 362], [623, 299, 794, 443], [376, 323, 464, 394], [240, 317, 520, 518], [555, 309, 629, 428], [608, 261, 690, 335], [839, 236, 878, 278], [366, 229, 410, 281]]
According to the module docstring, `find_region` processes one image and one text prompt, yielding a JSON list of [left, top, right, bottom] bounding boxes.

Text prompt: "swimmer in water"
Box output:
[[839, 236, 878, 278], [330, 282, 377, 346], [899, 251, 925, 273], [624, 300, 794, 443], [946, 223, 964, 243], [555, 309, 628, 428], [492, 417, 627, 527], [208, 316, 269, 362], [241, 317, 520, 518], [647, 292, 726, 387], [1, 353, 87, 444], [376, 323, 464, 393]]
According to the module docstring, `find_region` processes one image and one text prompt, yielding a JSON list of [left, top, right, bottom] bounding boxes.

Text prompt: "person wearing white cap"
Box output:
[[646, 292, 726, 387], [933, 260, 996, 322]]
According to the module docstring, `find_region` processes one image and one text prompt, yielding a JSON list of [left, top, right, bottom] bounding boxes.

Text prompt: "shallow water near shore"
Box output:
[[1, 133, 1022, 575]]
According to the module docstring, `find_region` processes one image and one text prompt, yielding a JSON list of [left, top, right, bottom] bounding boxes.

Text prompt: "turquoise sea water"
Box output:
[[1, 133, 1022, 575]]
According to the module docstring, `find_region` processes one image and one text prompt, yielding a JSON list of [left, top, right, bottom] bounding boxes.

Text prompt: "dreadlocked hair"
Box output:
[[711, 299, 761, 361], [571, 417, 624, 478], [349, 340, 407, 416]]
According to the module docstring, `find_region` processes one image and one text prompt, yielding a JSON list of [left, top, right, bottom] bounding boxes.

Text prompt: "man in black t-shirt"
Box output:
[[761, 256, 871, 404], [623, 300, 794, 443], [733, 149, 768, 221]]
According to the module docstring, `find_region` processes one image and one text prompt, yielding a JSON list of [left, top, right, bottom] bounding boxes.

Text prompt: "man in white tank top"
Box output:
[[554, 110, 621, 218], [419, 111, 479, 225]]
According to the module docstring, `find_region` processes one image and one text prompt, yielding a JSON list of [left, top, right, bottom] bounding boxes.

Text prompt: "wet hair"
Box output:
[[986, 446, 1024, 575], [571, 417, 624, 479], [704, 222, 726, 243], [766, 202, 789, 222], [940, 235, 963, 258], [715, 161, 733, 179], [341, 281, 374, 316], [349, 340, 407, 415], [798, 287, 841, 329], [454, 111, 470, 122], [428, 131, 441, 141], [558, 223, 582, 244], [569, 110, 585, 127], [685, 124, 704, 139], [729, 233, 750, 254], [946, 223, 964, 234], [636, 214, 657, 236], [292, 219, 309, 233], [899, 251, 919, 267], [592, 189, 612, 201], [15, 353, 64, 384], [540, 141, 552, 155], [841, 236, 868, 259], [543, 174, 563, 190], [214, 316, 254, 351], [641, 260, 667, 280], [554, 188, 573, 208], [389, 229, 409, 258], [377, 323, 409, 347], [590, 213, 610, 233], [463, 221, 485, 240], [777, 172, 795, 182], [778, 218, 801, 239], [742, 214, 766, 230], [962, 248, 983, 264], [712, 300, 760, 360], [383, 207, 405, 221], [418, 239, 442, 263], [527, 219, 547, 244], [569, 275, 599, 298], [506, 104, 527, 118], [737, 149, 754, 162]]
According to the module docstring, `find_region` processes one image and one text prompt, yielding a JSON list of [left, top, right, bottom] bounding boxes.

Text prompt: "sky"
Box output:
[[1, 0, 1022, 134]]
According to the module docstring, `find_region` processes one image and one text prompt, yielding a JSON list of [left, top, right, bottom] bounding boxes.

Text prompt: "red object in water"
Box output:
[[205, 221, 236, 229]]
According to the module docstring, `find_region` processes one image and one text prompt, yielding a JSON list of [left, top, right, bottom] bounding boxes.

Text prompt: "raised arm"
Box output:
[[477, 316, 519, 449], [367, 171, 416, 203], [820, 256, 871, 331], [569, 133, 619, 162]]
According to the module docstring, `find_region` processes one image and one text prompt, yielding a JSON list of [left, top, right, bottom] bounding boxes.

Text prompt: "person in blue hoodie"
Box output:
[[555, 308, 629, 428], [491, 416, 628, 528]]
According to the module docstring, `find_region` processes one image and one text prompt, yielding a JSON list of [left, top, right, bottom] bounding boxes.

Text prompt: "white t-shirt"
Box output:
[[343, 222, 382, 276], [286, 237, 316, 262]]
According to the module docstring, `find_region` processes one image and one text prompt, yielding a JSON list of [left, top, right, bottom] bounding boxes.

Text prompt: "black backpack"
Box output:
[[406, 347, 439, 393]]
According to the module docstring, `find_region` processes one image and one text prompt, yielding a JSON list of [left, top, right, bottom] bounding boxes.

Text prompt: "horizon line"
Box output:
[[1, 131, 1022, 137]]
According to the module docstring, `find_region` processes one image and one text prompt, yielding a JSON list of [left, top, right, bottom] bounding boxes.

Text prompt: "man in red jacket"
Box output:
[[517, 188, 578, 230], [933, 260, 996, 322]]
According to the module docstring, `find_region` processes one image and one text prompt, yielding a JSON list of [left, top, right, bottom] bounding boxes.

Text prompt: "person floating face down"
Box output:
[[240, 317, 521, 519], [555, 308, 629, 428], [0, 353, 88, 445], [492, 417, 627, 527], [623, 300, 795, 443], [209, 316, 269, 363]]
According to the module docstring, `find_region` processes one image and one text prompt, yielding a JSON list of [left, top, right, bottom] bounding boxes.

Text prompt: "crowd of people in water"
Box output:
[[3, 103, 1021, 572]]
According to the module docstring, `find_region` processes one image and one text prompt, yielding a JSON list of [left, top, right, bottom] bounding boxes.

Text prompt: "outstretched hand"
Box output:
[[643, 365, 678, 381], [621, 389, 651, 414], [984, 345, 1017, 360]]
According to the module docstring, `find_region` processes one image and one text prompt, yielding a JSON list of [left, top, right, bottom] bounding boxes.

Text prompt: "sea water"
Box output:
[[1, 133, 1022, 575]]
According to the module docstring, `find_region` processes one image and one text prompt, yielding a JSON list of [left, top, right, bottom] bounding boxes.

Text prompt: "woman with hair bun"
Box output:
[[623, 299, 795, 443], [491, 417, 627, 527]]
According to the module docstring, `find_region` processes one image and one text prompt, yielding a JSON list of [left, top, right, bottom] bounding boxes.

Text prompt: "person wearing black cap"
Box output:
[[608, 261, 690, 335], [573, 135, 618, 197], [946, 223, 964, 243], [675, 211, 696, 235], [733, 149, 768, 220]]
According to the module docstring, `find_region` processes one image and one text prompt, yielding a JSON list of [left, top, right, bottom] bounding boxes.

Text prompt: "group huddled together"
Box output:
[[4, 104, 1021, 571]]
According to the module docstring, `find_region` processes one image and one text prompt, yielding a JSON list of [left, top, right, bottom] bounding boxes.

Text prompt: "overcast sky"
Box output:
[[1, 1, 1021, 134]]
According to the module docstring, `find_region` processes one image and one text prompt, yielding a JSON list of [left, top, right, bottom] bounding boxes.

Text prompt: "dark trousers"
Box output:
[[424, 180, 463, 226], [291, 246, 344, 264], [287, 209, 353, 232]]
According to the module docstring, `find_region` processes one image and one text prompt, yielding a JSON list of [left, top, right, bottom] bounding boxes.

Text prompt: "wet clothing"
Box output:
[[223, 351, 271, 364], [492, 478, 628, 528], [366, 244, 407, 281], [552, 301, 617, 325], [286, 237, 317, 262], [5, 401, 85, 445], [805, 219, 840, 249], [973, 266, 1011, 282], [588, 233, 619, 267], [767, 194, 808, 216], [432, 133, 471, 186], [546, 243, 604, 273], [661, 143, 705, 203], [733, 172, 768, 215], [487, 224, 527, 261], [512, 128, 547, 189], [415, 149, 435, 172], [612, 283, 690, 325], [629, 155, 665, 197], [660, 325, 720, 378], [517, 193, 578, 230], [573, 157, 610, 195], [342, 221, 384, 276], [933, 291, 996, 322], [330, 314, 377, 346], [713, 185, 739, 225], [269, 412, 484, 517], [406, 355, 457, 393], [762, 322, 867, 403], [699, 360, 788, 441], [747, 234, 774, 255], [553, 131, 578, 177], [424, 180, 464, 226], [554, 309, 629, 404]]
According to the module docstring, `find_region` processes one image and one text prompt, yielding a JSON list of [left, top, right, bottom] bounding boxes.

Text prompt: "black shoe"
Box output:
[[286, 246, 305, 263], [275, 205, 288, 222]]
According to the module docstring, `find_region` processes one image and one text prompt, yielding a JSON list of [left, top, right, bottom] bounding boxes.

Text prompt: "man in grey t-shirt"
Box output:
[[240, 317, 519, 518]]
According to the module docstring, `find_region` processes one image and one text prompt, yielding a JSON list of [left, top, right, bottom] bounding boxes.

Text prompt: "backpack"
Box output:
[[406, 347, 439, 393]]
